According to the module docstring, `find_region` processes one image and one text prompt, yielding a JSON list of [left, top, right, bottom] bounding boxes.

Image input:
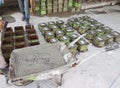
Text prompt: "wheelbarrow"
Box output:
[[8, 42, 77, 86]]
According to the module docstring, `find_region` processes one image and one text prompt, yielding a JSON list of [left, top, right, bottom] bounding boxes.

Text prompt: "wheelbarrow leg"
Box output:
[[55, 74, 63, 86], [5, 74, 9, 84], [36, 81, 42, 88], [60, 74, 63, 86]]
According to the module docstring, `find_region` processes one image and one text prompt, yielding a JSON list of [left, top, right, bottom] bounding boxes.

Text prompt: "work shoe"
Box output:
[[22, 16, 25, 21], [22, 12, 25, 21], [4, 21, 8, 29], [26, 19, 30, 25]]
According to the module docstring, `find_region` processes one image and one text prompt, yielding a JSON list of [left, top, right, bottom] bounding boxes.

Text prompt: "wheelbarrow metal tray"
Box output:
[[9, 43, 69, 80]]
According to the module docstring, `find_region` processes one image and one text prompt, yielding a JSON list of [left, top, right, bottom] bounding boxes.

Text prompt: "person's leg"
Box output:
[[17, 0, 25, 21], [30, 0, 33, 15], [24, 0, 30, 24]]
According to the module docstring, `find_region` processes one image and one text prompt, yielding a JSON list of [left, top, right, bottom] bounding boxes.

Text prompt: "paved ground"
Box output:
[[0, 5, 120, 88]]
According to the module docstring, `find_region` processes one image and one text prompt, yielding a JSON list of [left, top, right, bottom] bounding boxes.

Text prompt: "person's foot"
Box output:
[[26, 19, 30, 25], [3, 21, 8, 29], [22, 12, 25, 21], [22, 16, 25, 21]]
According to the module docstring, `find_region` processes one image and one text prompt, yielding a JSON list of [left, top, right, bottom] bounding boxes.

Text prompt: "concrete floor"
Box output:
[[0, 5, 120, 88]]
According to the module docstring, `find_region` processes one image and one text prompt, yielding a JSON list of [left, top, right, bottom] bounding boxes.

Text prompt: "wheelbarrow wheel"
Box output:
[[12, 79, 33, 86]]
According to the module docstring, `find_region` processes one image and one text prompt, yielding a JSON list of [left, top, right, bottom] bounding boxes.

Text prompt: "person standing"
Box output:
[[17, 0, 30, 24]]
